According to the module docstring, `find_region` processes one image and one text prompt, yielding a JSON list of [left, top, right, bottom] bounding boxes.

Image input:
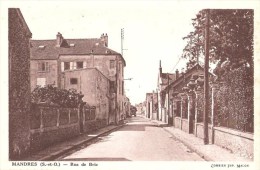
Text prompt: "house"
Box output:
[[30, 33, 126, 125], [157, 60, 176, 123], [162, 63, 254, 159], [145, 91, 158, 120], [124, 97, 131, 118], [9, 8, 32, 159], [161, 64, 211, 132]]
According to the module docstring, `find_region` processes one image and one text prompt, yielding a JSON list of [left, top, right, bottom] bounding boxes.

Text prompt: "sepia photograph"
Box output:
[[1, 0, 260, 170]]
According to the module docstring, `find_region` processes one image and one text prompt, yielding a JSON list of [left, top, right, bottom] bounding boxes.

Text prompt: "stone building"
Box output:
[[30, 33, 126, 124], [161, 64, 205, 128], [157, 60, 176, 123], [145, 92, 158, 120], [62, 68, 110, 122], [9, 8, 32, 159]]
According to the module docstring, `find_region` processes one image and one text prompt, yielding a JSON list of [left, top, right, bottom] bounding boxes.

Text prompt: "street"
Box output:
[[57, 116, 204, 161]]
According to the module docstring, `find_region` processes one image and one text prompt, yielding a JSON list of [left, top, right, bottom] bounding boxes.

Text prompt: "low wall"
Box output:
[[30, 105, 80, 152], [214, 127, 253, 159], [174, 117, 182, 129], [181, 119, 189, 133], [83, 119, 107, 133], [29, 104, 108, 154], [152, 112, 157, 120], [194, 123, 253, 159], [195, 123, 213, 144]]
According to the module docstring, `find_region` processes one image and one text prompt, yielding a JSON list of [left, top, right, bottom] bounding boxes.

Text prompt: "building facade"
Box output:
[[145, 92, 158, 120], [157, 60, 176, 123], [30, 33, 126, 124]]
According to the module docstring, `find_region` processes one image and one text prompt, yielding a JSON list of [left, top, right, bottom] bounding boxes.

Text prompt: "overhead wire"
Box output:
[[169, 56, 182, 73]]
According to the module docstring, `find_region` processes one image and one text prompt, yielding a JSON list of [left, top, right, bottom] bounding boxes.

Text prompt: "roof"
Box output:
[[161, 73, 176, 85], [161, 63, 207, 93], [160, 73, 176, 91], [30, 38, 125, 66]]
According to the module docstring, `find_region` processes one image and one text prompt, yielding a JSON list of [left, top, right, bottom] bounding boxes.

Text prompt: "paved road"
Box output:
[[58, 116, 204, 161]]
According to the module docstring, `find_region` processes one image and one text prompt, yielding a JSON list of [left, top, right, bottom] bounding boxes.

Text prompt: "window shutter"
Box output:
[[61, 62, 64, 72], [46, 62, 49, 72], [73, 62, 76, 69], [83, 61, 87, 68], [37, 63, 41, 71], [70, 62, 73, 70]]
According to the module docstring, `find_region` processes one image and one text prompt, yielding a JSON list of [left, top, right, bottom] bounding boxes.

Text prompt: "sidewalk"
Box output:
[[151, 119, 252, 162], [24, 125, 123, 161]]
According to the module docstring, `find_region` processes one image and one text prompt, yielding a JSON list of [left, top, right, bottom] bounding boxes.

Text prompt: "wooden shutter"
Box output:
[[61, 62, 64, 72], [83, 61, 87, 68], [70, 62, 73, 70], [45, 62, 49, 72]]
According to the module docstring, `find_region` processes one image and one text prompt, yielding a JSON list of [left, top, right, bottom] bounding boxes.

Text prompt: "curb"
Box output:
[[38, 124, 125, 161], [162, 127, 212, 161]]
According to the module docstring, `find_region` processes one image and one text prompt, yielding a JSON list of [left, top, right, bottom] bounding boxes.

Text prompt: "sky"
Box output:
[[2, 0, 259, 105]]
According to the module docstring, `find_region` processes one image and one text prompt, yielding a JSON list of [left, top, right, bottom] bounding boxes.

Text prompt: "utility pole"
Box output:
[[167, 73, 170, 125], [197, 34, 200, 64], [121, 28, 124, 56], [204, 9, 210, 145]]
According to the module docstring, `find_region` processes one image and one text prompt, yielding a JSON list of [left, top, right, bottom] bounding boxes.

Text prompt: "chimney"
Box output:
[[100, 33, 108, 47], [176, 69, 179, 79], [56, 32, 63, 47], [104, 33, 108, 47], [159, 60, 162, 76]]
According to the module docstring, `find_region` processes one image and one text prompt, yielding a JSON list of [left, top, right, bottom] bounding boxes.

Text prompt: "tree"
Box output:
[[182, 9, 254, 74], [31, 85, 84, 108]]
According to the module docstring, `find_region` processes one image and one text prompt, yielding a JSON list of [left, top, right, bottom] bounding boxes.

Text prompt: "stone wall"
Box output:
[[181, 119, 189, 133], [194, 123, 213, 144], [174, 117, 182, 129], [30, 106, 80, 152], [214, 127, 253, 159]]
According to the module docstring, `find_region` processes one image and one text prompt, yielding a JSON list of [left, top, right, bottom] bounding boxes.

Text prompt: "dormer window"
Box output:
[[38, 45, 45, 49], [69, 43, 75, 47]]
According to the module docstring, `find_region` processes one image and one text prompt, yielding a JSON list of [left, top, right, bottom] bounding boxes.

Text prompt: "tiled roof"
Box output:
[[160, 64, 210, 93], [161, 73, 176, 85], [30, 38, 125, 65]]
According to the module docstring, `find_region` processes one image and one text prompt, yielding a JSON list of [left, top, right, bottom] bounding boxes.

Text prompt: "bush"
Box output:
[[31, 85, 84, 108]]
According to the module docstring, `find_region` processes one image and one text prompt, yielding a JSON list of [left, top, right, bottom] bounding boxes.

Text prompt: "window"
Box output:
[[118, 63, 121, 72], [122, 81, 124, 95], [110, 81, 116, 93], [64, 62, 70, 70], [110, 60, 115, 69], [37, 62, 49, 72], [119, 81, 121, 94], [70, 78, 78, 85], [36, 78, 46, 87], [76, 61, 83, 69]]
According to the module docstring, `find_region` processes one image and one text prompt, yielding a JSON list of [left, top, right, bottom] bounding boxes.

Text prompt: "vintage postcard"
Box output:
[[0, 0, 259, 170]]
